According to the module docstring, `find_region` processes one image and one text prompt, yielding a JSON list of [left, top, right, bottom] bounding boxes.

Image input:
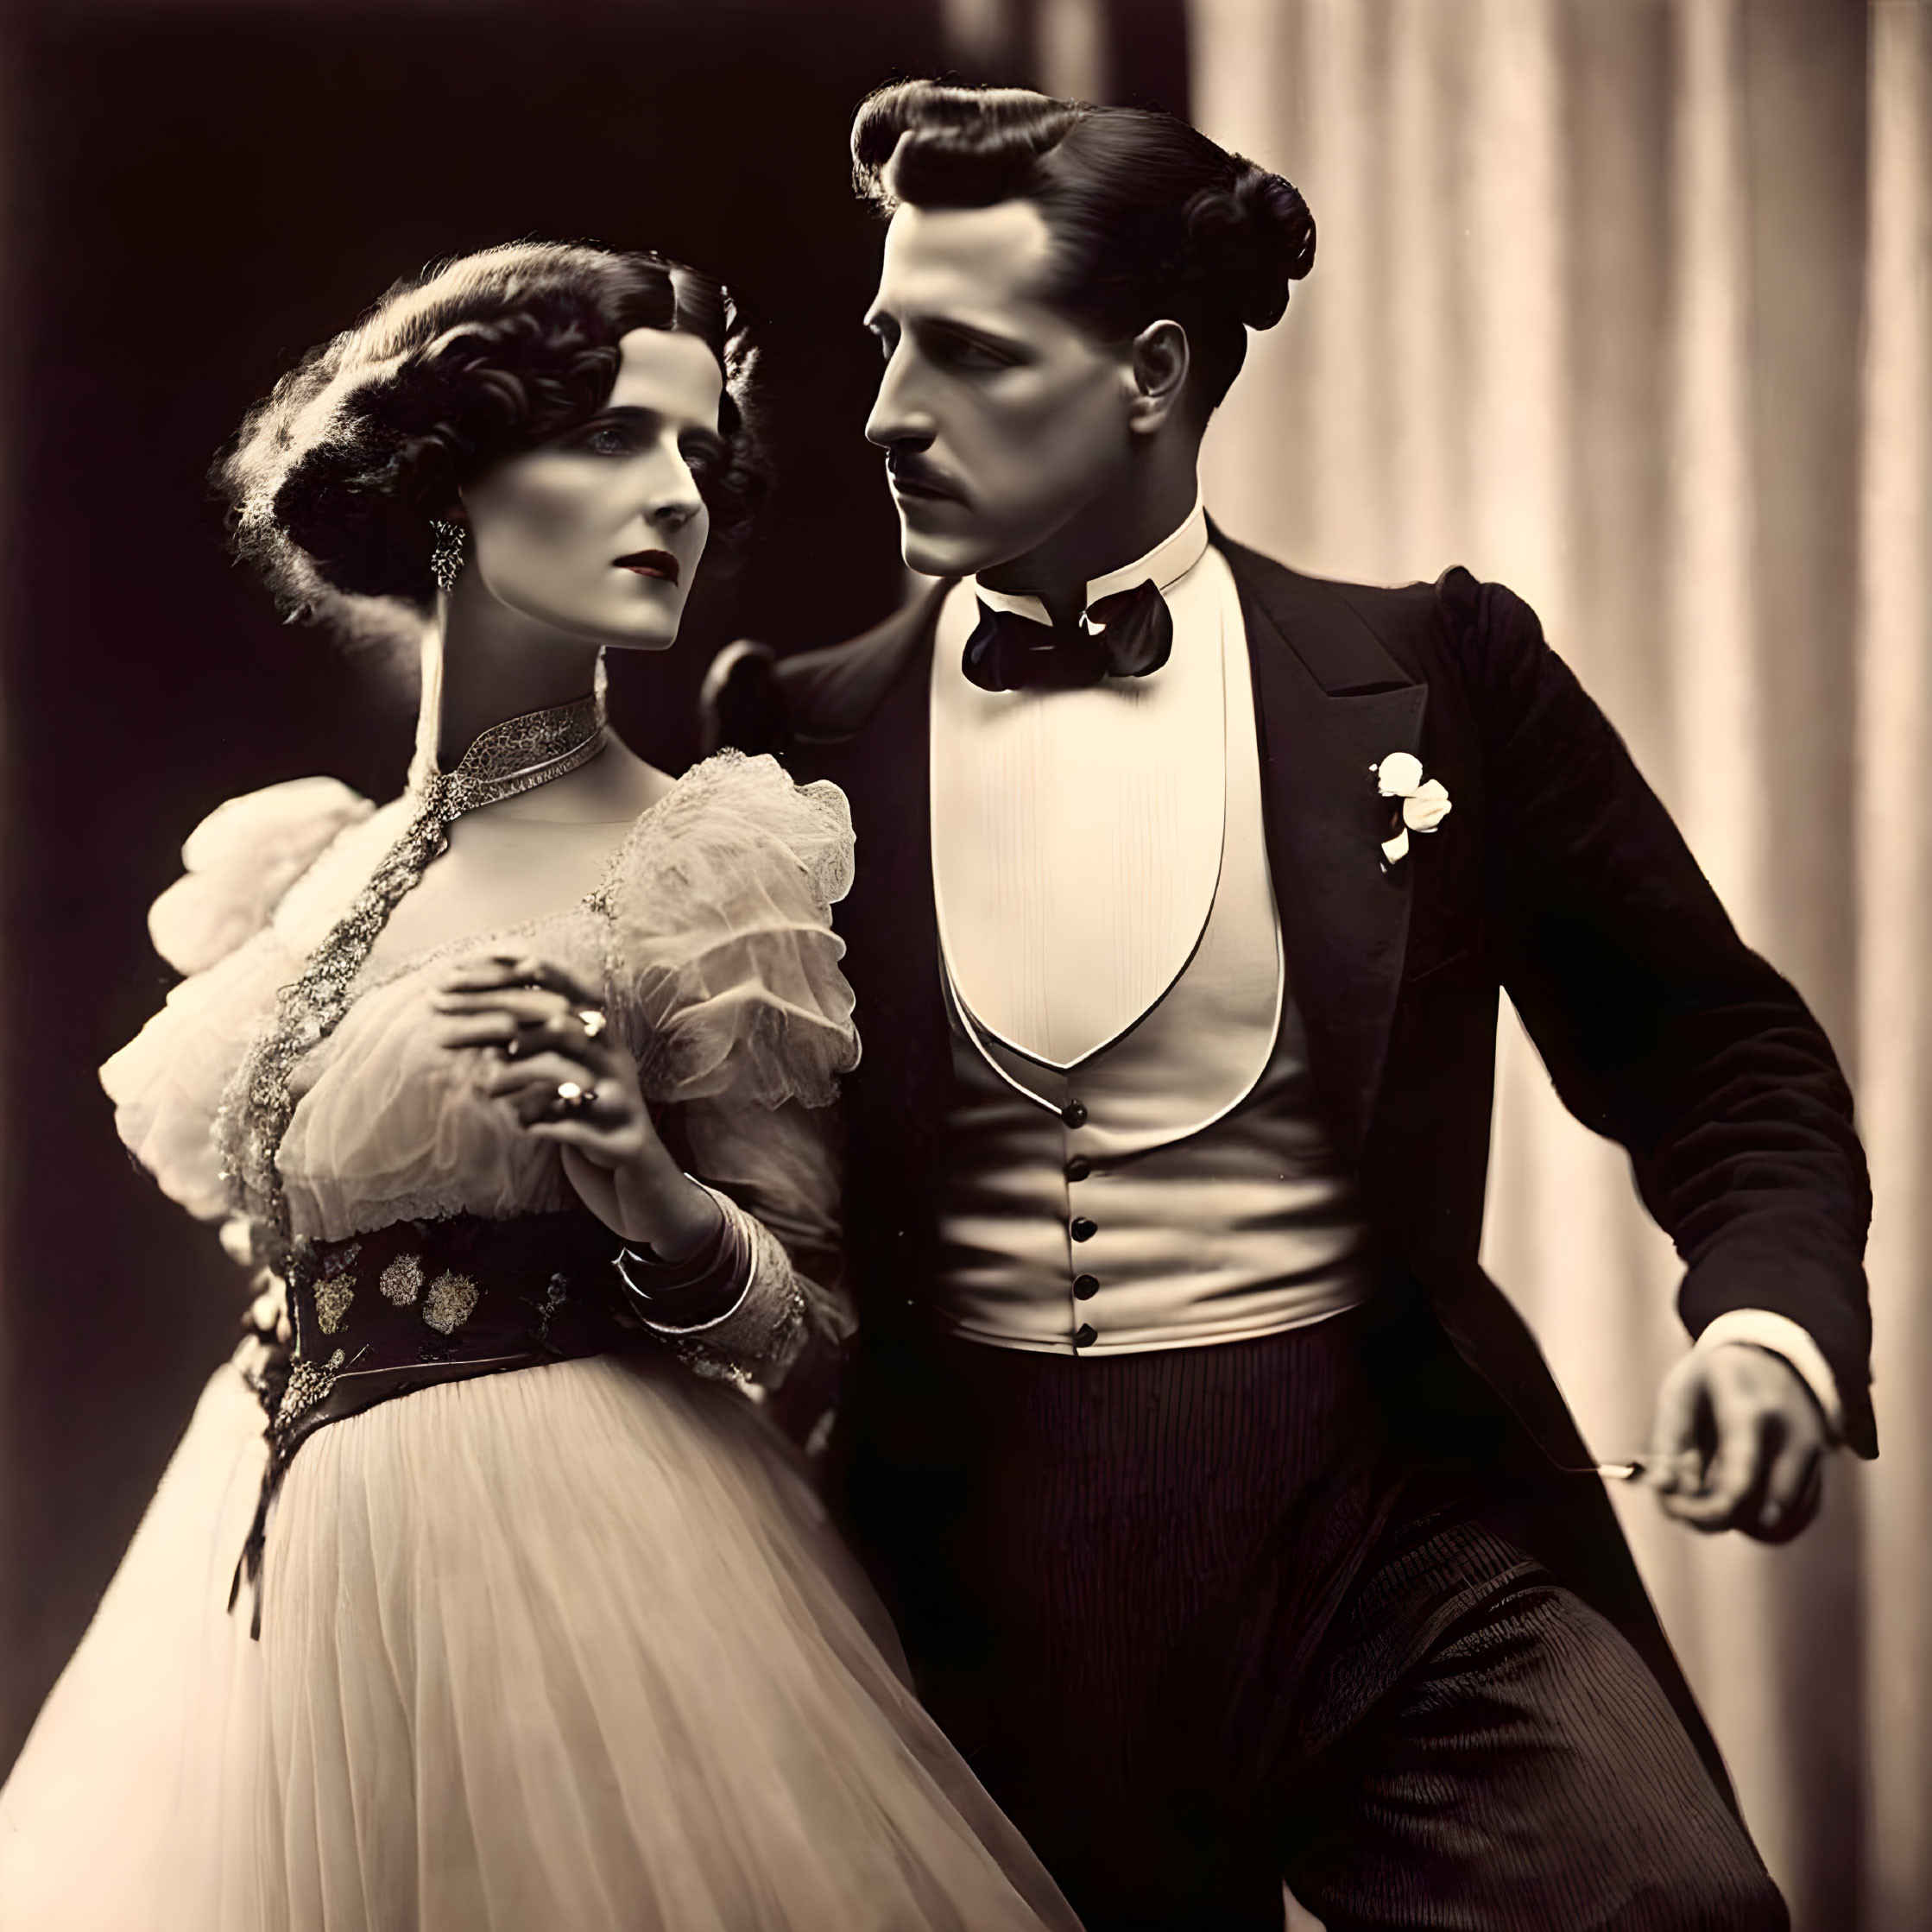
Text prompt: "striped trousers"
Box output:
[[839, 1310, 1787, 1932]]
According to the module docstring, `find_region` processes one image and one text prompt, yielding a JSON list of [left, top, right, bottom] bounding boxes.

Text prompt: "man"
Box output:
[[705, 80, 1871, 1931]]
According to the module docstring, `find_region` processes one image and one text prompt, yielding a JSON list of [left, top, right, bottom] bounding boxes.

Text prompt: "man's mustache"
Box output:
[[886, 454, 968, 502]]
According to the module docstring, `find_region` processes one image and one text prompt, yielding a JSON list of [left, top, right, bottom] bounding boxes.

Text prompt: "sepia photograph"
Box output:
[[1, 2, 1926, 1928]]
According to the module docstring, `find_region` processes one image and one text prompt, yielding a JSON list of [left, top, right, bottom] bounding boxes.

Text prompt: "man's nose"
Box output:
[[864, 345, 936, 451]]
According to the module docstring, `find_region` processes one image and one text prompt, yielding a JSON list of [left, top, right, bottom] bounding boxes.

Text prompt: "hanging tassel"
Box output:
[[228, 1455, 285, 1641]]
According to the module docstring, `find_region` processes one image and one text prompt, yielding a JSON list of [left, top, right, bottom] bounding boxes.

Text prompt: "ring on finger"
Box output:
[[551, 1079, 597, 1116], [573, 1007, 608, 1040]]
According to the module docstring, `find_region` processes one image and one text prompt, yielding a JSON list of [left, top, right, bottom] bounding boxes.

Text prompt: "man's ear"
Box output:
[[1127, 320, 1190, 434]]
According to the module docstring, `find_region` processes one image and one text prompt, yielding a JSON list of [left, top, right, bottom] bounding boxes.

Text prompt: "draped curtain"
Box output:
[[1190, 3, 1931, 1927]]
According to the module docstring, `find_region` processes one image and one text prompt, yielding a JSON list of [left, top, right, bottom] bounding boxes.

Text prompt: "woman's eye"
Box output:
[[579, 425, 634, 457], [680, 437, 726, 482]]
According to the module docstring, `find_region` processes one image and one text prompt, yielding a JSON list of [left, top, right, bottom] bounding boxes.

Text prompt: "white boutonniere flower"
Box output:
[[1372, 751, 1451, 868]]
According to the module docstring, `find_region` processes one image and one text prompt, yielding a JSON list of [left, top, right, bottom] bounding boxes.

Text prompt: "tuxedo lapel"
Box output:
[[798, 586, 951, 1192], [844, 599, 940, 1030], [1221, 537, 1428, 1163]]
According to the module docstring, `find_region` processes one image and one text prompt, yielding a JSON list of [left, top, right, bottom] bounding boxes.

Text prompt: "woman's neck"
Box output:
[[428, 593, 604, 770], [416, 592, 672, 827]]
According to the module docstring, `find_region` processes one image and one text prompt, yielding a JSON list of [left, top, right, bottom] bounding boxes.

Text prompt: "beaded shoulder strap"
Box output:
[[215, 692, 607, 1262]]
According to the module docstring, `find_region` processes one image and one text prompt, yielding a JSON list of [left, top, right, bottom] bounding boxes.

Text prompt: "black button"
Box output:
[[1070, 1217, 1098, 1242], [1061, 1100, 1088, 1129], [1074, 1323, 1098, 1348], [1064, 1156, 1093, 1183], [1073, 1273, 1099, 1300]]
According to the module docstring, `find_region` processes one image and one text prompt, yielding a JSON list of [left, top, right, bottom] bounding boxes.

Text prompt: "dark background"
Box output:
[[0, 0, 1190, 1766]]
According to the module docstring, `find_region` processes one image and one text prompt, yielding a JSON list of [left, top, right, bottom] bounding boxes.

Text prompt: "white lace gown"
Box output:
[[0, 752, 1077, 1932]]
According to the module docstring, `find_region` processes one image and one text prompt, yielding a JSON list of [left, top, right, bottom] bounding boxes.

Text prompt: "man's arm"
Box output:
[[1438, 569, 1873, 1533]]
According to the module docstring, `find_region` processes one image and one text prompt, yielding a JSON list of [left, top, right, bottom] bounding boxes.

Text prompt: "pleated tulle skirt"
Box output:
[[0, 1353, 1078, 1932]]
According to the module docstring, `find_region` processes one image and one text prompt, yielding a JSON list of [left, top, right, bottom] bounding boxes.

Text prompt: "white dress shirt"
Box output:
[[932, 503, 1233, 1072]]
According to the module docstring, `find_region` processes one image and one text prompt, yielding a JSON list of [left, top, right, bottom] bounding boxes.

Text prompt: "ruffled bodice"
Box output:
[[102, 753, 858, 1247]]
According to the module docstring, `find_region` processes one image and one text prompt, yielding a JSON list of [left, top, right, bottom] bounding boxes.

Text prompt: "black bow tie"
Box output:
[[961, 578, 1175, 693]]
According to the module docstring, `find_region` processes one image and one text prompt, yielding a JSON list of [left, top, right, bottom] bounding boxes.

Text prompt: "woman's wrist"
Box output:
[[615, 1155, 724, 1260], [612, 1178, 754, 1334]]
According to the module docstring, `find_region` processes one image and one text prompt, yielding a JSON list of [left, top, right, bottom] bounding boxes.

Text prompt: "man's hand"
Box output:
[[1645, 1342, 1828, 1542]]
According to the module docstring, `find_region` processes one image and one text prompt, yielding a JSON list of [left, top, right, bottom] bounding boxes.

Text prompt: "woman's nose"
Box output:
[[647, 492, 700, 533], [641, 453, 704, 531]]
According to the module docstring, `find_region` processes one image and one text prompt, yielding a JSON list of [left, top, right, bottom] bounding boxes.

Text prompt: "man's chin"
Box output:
[[897, 526, 1008, 581]]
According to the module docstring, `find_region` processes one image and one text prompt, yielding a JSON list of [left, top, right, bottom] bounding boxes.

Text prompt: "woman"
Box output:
[[0, 241, 1076, 1932]]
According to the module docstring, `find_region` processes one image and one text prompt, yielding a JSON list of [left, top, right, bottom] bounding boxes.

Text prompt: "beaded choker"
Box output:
[[216, 689, 609, 1257], [418, 689, 609, 818]]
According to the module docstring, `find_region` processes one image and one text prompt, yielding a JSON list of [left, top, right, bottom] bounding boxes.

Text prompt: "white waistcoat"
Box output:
[[928, 517, 1372, 1355]]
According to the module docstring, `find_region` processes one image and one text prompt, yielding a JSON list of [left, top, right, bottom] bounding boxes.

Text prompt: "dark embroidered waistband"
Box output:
[[271, 1210, 629, 1457], [233, 1209, 631, 1633]]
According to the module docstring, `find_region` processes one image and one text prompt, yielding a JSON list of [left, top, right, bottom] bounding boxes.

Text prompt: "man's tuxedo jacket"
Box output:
[[707, 529, 1874, 1780]]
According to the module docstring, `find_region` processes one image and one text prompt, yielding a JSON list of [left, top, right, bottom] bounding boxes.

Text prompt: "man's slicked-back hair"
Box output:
[[851, 80, 1315, 412]]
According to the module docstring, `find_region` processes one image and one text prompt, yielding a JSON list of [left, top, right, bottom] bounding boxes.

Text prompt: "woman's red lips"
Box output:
[[615, 549, 679, 584]]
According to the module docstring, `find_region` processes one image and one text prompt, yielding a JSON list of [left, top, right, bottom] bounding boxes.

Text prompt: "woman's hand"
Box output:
[[429, 950, 721, 1260], [430, 950, 646, 1162]]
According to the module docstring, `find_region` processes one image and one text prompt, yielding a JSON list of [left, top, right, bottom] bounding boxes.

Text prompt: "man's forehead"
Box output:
[[872, 200, 1058, 319]]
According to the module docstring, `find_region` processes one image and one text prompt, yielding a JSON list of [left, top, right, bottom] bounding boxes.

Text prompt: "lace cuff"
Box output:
[[617, 1186, 814, 1391]]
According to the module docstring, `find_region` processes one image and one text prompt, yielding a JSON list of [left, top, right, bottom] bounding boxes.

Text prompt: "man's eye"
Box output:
[[935, 337, 1012, 375]]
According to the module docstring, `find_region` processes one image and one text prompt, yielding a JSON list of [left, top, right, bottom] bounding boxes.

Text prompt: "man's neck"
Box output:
[[977, 463, 1202, 631]]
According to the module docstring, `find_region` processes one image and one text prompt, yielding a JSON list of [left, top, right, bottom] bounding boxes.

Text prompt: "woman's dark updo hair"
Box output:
[[851, 81, 1314, 414], [218, 240, 767, 645]]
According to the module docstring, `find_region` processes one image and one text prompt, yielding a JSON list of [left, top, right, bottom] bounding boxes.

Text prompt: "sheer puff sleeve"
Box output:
[[102, 777, 373, 1219], [600, 753, 861, 1416], [147, 776, 376, 975], [602, 750, 860, 1110]]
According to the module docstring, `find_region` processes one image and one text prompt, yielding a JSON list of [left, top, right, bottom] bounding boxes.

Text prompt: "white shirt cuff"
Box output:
[[1694, 1309, 1845, 1443]]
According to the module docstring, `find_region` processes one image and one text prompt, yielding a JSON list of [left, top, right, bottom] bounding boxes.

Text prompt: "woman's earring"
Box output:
[[429, 519, 468, 596]]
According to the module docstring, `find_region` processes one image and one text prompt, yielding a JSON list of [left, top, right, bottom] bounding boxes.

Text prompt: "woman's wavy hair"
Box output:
[[851, 81, 1315, 414], [217, 240, 767, 652]]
